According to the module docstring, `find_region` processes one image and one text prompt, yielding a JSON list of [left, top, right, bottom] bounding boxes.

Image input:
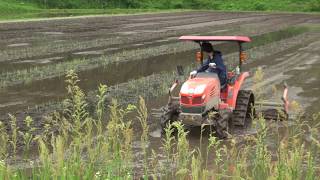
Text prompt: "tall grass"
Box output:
[[0, 70, 319, 179]]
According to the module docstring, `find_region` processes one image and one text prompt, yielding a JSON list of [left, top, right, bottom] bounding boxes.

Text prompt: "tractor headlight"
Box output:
[[202, 94, 206, 100], [194, 84, 206, 95], [180, 83, 189, 94]]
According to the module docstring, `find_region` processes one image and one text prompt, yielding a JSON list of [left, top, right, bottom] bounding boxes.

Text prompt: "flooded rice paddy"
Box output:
[[0, 11, 320, 172]]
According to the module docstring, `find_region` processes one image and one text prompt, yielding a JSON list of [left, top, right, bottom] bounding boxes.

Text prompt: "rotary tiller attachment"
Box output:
[[255, 83, 289, 121]]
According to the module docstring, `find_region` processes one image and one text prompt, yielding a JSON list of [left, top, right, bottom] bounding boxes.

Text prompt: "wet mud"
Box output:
[[0, 26, 312, 114]]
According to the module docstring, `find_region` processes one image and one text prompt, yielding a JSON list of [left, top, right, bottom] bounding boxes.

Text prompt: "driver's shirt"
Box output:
[[196, 50, 227, 86]]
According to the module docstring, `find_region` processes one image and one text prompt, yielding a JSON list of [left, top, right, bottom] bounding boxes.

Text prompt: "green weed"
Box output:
[[18, 116, 36, 158], [137, 96, 149, 179], [8, 114, 18, 160]]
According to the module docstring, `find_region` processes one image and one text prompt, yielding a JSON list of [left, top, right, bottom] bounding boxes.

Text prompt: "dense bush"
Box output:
[[15, 0, 320, 12], [308, 0, 320, 11], [20, 0, 213, 9]]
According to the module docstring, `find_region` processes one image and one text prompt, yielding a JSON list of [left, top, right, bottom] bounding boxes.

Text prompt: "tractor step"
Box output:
[[256, 101, 283, 107]]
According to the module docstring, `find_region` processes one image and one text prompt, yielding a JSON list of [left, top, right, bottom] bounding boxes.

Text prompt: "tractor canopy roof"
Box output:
[[179, 36, 251, 43]]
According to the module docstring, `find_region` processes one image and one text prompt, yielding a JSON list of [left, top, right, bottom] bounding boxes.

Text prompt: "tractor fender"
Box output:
[[227, 72, 250, 109]]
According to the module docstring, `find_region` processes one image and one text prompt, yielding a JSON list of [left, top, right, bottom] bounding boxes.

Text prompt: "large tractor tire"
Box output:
[[232, 90, 255, 127], [215, 113, 229, 139], [208, 112, 229, 139]]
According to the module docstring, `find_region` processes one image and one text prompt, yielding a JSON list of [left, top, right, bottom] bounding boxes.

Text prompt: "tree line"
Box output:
[[19, 0, 320, 12], [21, 0, 215, 9]]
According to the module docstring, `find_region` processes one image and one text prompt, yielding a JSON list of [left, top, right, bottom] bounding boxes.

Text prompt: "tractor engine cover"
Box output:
[[180, 73, 221, 114]]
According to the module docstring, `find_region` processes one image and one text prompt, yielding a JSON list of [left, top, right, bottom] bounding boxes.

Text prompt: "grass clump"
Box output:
[[0, 70, 319, 179]]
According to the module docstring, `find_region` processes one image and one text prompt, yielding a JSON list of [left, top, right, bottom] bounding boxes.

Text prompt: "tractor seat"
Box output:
[[227, 72, 237, 85], [221, 82, 227, 90], [197, 72, 219, 78]]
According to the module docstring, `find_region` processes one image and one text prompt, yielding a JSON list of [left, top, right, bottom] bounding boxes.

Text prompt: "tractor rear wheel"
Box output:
[[232, 90, 255, 127]]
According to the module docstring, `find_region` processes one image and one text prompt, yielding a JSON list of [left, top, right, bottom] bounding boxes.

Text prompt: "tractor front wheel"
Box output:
[[215, 116, 229, 139], [160, 103, 180, 130], [209, 112, 229, 139]]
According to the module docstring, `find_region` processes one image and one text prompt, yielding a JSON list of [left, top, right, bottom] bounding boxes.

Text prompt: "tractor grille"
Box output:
[[181, 105, 205, 114], [181, 96, 203, 105], [181, 96, 189, 104], [192, 97, 202, 104]]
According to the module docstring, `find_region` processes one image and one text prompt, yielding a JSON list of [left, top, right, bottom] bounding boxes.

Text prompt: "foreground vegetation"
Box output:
[[0, 70, 319, 179]]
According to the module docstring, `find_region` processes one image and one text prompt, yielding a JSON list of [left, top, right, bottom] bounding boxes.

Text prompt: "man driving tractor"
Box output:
[[190, 42, 227, 87], [155, 35, 289, 138]]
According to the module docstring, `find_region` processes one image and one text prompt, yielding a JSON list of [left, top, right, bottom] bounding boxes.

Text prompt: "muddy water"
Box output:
[[0, 40, 243, 114], [0, 52, 190, 114], [0, 26, 311, 115], [0, 12, 261, 62], [0, 24, 306, 74], [0, 12, 313, 74], [0, 35, 184, 74]]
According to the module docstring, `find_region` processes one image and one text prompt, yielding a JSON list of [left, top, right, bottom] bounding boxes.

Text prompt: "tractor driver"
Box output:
[[190, 42, 227, 87]]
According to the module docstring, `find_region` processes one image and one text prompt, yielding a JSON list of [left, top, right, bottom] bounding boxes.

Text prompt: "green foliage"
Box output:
[[0, 1, 177, 20], [208, 0, 319, 12], [2, 0, 320, 12], [0, 122, 8, 159], [137, 96, 149, 179], [0, 0, 39, 13], [18, 116, 36, 158], [308, 0, 320, 11], [0, 0, 319, 20], [252, 117, 271, 180], [8, 114, 18, 159]]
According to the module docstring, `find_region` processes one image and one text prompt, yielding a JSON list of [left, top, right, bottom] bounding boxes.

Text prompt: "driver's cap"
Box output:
[[201, 42, 213, 53]]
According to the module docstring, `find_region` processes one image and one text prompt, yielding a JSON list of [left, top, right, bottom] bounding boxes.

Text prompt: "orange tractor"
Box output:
[[157, 36, 289, 138]]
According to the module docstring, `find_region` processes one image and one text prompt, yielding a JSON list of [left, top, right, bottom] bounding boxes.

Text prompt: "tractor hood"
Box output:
[[179, 74, 221, 113], [180, 76, 220, 96]]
